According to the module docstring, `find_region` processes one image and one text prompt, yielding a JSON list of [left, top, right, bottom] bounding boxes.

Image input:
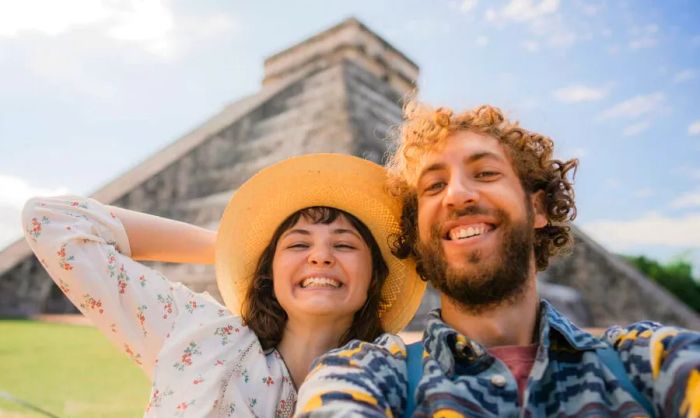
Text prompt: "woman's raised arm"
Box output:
[[107, 205, 216, 265]]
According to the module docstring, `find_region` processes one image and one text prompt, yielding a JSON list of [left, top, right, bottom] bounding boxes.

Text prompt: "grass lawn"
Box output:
[[0, 320, 150, 418]]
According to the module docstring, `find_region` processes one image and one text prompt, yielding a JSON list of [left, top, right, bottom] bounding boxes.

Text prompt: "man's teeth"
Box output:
[[449, 225, 487, 240], [300, 277, 341, 288]]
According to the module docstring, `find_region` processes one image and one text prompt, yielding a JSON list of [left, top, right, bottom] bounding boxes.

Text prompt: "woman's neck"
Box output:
[[275, 315, 352, 389]]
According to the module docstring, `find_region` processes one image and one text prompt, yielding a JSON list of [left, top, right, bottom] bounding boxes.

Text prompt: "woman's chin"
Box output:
[[287, 301, 358, 322]]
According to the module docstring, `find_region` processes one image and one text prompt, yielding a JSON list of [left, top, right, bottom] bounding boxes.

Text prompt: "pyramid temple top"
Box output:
[[262, 18, 419, 95]]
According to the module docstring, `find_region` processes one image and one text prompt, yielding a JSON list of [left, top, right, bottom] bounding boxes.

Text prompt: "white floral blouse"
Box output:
[[22, 196, 297, 417]]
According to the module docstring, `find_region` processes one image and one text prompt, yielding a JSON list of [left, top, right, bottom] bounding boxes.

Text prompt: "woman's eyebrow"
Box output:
[[281, 228, 311, 238], [332, 228, 362, 238]]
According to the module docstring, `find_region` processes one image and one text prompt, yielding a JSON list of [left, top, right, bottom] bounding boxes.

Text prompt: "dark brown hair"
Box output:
[[388, 102, 578, 272], [241, 206, 389, 351]]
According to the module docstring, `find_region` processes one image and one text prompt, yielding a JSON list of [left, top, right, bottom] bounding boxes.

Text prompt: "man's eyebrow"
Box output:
[[417, 152, 506, 181], [417, 162, 447, 181], [466, 151, 506, 164]]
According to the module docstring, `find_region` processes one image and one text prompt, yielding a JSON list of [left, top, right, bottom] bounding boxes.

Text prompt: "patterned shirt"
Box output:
[[23, 196, 297, 417], [296, 302, 700, 417]]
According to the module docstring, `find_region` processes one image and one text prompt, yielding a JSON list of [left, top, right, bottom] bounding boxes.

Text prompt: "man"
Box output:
[[294, 102, 700, 417]]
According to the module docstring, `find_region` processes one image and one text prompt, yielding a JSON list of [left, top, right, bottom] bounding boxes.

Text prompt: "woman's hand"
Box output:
[[108, 206, 216, 265]]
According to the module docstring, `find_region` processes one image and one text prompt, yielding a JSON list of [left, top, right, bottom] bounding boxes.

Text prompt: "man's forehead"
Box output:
[[415, 131, 509, 175]]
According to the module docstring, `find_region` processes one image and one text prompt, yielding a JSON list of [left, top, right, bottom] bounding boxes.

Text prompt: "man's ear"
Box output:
[[530, 190, 548, 229]]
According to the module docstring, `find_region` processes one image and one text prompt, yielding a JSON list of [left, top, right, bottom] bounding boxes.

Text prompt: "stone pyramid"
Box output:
[[1, 18, 698, 330]]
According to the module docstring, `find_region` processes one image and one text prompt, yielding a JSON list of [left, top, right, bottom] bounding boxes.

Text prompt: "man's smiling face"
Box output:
[[415, 130, 547, 309]]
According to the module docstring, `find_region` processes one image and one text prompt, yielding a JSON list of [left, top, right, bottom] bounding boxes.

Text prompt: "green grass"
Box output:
[[0, 320, 150, 418]]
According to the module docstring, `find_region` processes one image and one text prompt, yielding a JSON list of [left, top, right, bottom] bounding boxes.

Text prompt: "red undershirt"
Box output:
[[488, 344, 539, 405]]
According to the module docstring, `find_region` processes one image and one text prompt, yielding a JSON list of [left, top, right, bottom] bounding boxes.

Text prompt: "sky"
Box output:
[[1, 0, 699, 275]]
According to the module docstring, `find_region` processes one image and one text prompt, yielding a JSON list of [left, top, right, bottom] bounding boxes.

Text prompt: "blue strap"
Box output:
[[596, 346, 655, 417], [404, 341, 424, 418]]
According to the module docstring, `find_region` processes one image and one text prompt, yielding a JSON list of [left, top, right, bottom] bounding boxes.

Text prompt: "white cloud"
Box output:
[[0, 175, 70, 209], [475, 35, 489, 46], [599, 92, 665, 120], [582, 212, 700, 248], [623, 121, 651, 136], [484, 0, 575, 50], [634, 188, 654, 199], [521, 40, 540, 52], [673, 69, 697, 84], [545, 25, 576, 48], [578, 3, 600, 16], [500, 0, 559, 22], [688, 120, 700, 135], [484, 8, 498, 22], [461, 0, 479, 13], [629, 23, 658, 50], [604, 178, 621, 189], [559, 146, 588, 159], [0, 0, 111, 37], [676, 167, 700, 181], [0, 174, 71, 250], [629, 37, 657, 49], [671, 190, 700, 209], [105, 0, 175, 56], [552, 84, 607, 103], [26, 46, 119, 100], [0, 1, 236, 59]]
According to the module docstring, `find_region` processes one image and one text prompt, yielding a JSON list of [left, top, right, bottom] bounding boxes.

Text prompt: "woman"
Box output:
[[22, 153, 424, 417]]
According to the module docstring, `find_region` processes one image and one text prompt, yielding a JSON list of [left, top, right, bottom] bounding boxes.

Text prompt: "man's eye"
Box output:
[[424, 181, 446, 193], [476, 171, 500, 179]]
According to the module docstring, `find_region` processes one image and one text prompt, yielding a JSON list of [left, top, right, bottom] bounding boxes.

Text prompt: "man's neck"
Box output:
[[440, 279, 540, 348]]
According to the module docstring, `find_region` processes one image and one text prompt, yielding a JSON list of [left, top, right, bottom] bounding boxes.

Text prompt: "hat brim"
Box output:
[[215, 153, 425, 334]]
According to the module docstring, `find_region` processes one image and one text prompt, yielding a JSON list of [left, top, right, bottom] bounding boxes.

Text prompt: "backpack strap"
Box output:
[[596, 345, 655, 416], [404, 341, 424, 418]]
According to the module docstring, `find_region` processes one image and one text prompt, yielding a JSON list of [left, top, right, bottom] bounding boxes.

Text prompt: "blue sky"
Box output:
[[1, 0, 699, 274]]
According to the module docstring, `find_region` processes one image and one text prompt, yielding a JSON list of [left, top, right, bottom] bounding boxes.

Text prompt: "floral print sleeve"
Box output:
[[22, 196, 195, 377], [22, 196, 299, 417]]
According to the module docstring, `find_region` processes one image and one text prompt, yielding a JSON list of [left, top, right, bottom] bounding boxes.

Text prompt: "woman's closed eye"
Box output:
[[333, 242, 357, 250]]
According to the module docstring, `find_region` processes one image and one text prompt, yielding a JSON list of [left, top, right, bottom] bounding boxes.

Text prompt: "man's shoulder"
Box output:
[[313, 333, 409, 370], [602, 320, 679, 349]]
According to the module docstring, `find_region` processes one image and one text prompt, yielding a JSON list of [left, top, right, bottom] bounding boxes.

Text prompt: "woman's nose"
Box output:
[[307, 246, 334, 266]]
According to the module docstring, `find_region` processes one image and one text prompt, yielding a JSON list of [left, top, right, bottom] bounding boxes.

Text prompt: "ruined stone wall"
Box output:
[[544, 228, 700, 329], [0, 61, 408, 316]]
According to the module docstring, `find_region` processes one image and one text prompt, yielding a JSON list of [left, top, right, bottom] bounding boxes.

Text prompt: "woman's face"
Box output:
[[271, 214, 373, 321]]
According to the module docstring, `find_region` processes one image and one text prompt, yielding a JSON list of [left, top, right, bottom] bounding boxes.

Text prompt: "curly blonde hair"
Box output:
[[387, 101, 578, 271]]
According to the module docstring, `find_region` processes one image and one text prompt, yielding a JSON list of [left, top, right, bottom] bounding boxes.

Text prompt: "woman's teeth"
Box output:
[[300, 277, 341, 288]]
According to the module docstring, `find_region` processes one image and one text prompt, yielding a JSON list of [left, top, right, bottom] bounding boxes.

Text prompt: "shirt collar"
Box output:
[[539, 299, 607, 351], [423, 299, 605, 370]]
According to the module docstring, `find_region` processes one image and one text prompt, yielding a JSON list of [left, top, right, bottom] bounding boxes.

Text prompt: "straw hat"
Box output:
[[215, 153, 425, 333]]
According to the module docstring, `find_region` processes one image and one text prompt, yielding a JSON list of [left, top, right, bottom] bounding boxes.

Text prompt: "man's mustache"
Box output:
[[429, 205, 502, 240], [448, 205, 493, 219]]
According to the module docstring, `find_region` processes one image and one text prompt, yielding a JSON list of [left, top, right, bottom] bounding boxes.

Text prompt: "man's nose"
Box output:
[[307, 246, 335, 266], [443, 176, 478, 209]]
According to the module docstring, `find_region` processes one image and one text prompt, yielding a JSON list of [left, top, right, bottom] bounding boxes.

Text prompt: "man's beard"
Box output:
[[416, 203, 535, 314]]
